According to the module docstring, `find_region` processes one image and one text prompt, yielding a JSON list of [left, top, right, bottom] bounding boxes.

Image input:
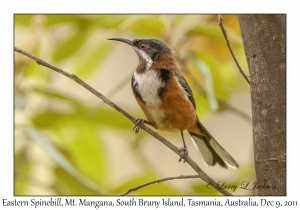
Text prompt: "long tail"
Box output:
[[188, 120, 239, 169]]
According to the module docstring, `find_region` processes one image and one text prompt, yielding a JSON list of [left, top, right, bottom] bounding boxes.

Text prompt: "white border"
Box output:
[[2, 1, 298, 209]]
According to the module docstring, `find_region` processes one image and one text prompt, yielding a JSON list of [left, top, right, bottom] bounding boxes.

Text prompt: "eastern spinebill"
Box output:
[[108, 38, 239, 169]]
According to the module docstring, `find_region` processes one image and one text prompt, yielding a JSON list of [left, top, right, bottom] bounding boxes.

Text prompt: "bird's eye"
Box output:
[[140, 43, 147, 49]]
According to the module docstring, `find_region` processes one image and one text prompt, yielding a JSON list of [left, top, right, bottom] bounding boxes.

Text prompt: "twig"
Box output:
[[218, 14, 250, 84], [14, 47, 233, 196], [121, 175, 199, 196]]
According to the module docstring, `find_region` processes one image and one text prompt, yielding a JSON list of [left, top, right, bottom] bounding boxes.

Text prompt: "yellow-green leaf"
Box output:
[[52, 30, 88, 62], [127, 16, 166, 37], [72, 41, 112, 78]]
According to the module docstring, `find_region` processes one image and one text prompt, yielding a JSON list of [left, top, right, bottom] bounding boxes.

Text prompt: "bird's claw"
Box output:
[[178, 147, 189, 163], [133, 118, 144, 133]]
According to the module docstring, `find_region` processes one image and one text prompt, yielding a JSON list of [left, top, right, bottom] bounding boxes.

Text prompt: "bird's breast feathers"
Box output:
[[132, 70, 196, 131]]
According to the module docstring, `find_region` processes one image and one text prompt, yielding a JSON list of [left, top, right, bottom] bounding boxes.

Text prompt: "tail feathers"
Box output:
[[188, 122, 239, 169]]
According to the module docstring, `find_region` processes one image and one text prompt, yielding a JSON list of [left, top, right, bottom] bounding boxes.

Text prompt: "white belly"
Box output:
[[133, 70, 166, 125]]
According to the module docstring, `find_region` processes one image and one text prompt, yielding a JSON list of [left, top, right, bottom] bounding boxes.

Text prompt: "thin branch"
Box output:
[[218, 14, 250, 85], [121, 175, 199, 196], [14, 47, 232, 196]]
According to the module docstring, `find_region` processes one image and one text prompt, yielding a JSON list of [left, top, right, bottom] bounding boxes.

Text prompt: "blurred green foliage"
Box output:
[[14, 14, 252, 196]]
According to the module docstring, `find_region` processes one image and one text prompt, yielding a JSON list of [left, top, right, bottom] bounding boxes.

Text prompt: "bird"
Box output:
[[108, 38, 239, 169]]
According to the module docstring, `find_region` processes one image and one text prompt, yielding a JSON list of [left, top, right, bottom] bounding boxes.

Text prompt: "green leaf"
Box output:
[[72, 41, 112, 78], [193, 52, 231, 100], [14, 151, 31, 195], [186, 22, 242, 46], [92, 15, 129, 28], [52, 29, 89, 62], [31, 111, 64, 128], [45, 14, 129, 29], [44, 14, 91, 26], [189, 53, 219, 111], [193, 92, 210, 117], [26, 128, 109, 195], [126, 16, 166, 37], [64, 120, 107, 187], [30, 107, 109, 186], [187, 24, 223, 39], [21, 46, 49, 81], [32, 86, 82, 108], [14, 14, 33, 25], [31, 85, 123, 128], [30, 101, 132, 131], [86, 106, 132, 130], [54, 167, 100, 195], [32, 111, 109, 186]]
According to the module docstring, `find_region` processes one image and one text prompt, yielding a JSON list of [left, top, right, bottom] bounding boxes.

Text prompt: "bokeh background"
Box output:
[[14, 14, 254, 195]]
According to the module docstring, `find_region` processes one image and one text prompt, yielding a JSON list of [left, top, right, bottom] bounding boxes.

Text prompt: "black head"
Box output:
[[108, 38, 173, 70]]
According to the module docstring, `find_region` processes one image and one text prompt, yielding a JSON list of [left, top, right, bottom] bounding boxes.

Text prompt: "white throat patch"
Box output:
[[134, 48, 153, 70]]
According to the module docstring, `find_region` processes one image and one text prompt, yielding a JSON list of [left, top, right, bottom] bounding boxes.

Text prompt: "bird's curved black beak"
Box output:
[[107, 38, 133, 46]]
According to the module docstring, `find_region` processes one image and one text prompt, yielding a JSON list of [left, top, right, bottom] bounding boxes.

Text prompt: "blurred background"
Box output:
[[14, 14, 254, 195]]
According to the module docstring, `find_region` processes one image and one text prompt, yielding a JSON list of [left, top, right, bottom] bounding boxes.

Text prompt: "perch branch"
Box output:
[[14, 46, 232, 196], [121, 175, 199, 196], [218, 14, 250, 84]]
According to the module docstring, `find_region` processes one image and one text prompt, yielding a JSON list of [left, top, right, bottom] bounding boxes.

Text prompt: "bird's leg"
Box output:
[[178, 130, 189, 163], [133, 118, 154, 133]]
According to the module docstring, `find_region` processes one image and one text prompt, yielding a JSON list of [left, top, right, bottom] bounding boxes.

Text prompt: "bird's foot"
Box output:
[[178, 146, 189, 163], [133, 118, 144, 133]]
